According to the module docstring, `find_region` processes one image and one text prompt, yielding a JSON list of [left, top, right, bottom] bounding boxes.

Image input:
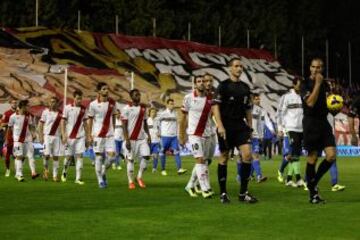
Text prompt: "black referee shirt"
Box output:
[[214, 79, 252, 129], [300, 78, 329, 119]]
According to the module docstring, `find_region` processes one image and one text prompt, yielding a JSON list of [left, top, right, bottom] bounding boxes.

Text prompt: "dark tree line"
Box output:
[[1, 0, 359, 83]]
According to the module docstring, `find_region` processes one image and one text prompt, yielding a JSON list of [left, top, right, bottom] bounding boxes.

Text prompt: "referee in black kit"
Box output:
[[301, 58, 336, 204], [213, 58, 258, 204]]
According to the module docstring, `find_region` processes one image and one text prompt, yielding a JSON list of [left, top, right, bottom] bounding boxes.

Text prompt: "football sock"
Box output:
[[195, 163, 208, 191], [240, 162, 251, 194], [76, 158, 83, 181], [114, 153, 120, 166], [236, 161, 241, 179], [89, 148, 95, 162], [186, 166, 197, 189], [174, 150, 182, 169], [95, 155, 103, 184], [292, 159, 300, 175], [252, 159, 262, 178], [217, 164, 227, 194], [279, 157, 288, 174], [127, 160, 135, 183], [28, 156, 36, 174], [15, 159, 23, 177], [202, 164, 211, 190], [159, 153, 166, 170], [62, 157, 70, 174], [53, 160, 59, 178], [153, 155, 158, 169], [5, 150, 11, 169], [306, 162, 316, 195], [14, 160, 18, 176], [314, 159, 333, 186], [43, 158, 49, 170], [292, 159, 301, 181], [137, 158, 148, 179], [330, 161, 338, 186], [286, 162, 294, 182]]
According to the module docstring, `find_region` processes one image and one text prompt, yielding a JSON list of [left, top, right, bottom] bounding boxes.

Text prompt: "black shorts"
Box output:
[[303, 116, 336, 152], [218, 124, 251, 152], [287, 131, 303, 156]]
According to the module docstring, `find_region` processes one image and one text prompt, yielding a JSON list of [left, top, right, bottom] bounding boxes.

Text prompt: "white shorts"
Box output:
[[204, 134, 217, 160], [65, 137, 86, 156], [189, 135, 206, 159], [123, 139, 150, 161], [44, 135, 63, 157], [13, 142, 34, 158], [93, 136, 115, 153]]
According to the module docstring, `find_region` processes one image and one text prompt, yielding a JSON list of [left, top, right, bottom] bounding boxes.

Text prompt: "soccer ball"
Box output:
[[326, 94, 344, 112]]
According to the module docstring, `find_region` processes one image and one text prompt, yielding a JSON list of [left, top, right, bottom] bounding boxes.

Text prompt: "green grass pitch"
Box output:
[[0, 156, 359, 240]]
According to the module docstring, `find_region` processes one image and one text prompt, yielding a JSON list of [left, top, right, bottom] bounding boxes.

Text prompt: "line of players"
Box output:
[[1, 83, 189, 189], [0, 68, 349, 198], [0, 73, 268, 192]]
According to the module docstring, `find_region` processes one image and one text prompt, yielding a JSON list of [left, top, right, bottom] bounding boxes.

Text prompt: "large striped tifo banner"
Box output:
[[0, 27, 293, 118]]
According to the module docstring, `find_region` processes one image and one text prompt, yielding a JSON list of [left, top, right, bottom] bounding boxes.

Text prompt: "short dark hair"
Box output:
[[18, 100, 29, 108], [129, 88, 140, 97], [292, 76, 302, 86], [149, 107, 157, 114], [203, 72, 213, 78], [228, 57, 242, 67], [311, 58, 324, 66], [166, 98, 174, 104], [253, 93, 260, 98], [73, 90, 83, 97], [193, 75, 202, 84], [96, 82, 108, 91], [51, 96, 58, 102]]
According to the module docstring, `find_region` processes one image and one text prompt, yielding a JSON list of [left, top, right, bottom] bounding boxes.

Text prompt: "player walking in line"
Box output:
[[147, 108, 161, 173], [8, 100, 40, 181], [88, 82, 118, 188], [1, 99, 17, 177], [122, 89, 151, 189], [180, 75, 214, 198], [60, 90, 88, 184], [158, 99, 187, 176], [113, 109, 124, 170], [39, 96, 64, 182]]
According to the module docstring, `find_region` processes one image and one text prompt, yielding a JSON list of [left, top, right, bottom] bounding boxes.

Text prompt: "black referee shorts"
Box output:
[[217, 124, 252, 152], [303, 116, 336, 152]]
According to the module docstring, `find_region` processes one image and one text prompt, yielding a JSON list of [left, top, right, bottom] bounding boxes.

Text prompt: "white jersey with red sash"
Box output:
[[88, 98, 117, 138], [121, 103, 147, 140], [8, 113, 33, 143], [62, 104, 88, 139], [181, 91, 213, 137], [40, 108, 62, 136], [2, 109, 15, 144]]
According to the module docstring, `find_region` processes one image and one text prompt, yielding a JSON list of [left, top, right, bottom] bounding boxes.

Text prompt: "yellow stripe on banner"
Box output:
[[159, 73, 176, 91], [102, 36, 130, 62]]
